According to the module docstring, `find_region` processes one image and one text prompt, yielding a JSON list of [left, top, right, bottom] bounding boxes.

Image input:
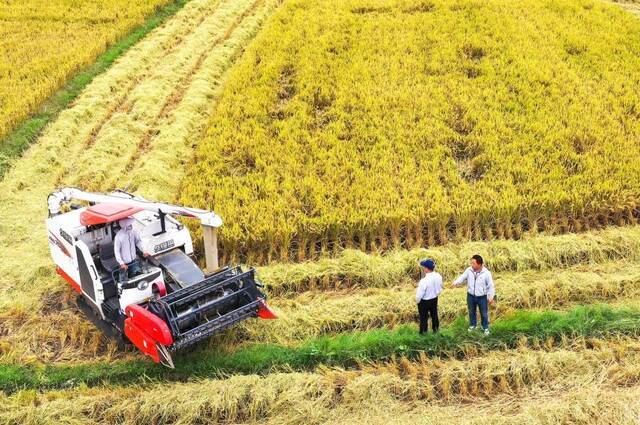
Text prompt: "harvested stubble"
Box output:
[[257, 225, 640, 295], [222, 260, 640, 346], [2, 304, 640, 393], [180, 0, 640, 264], [0, 0, 281, 363], [618, 3, 640, 19], [0, 0, 174, 142], [2, 337, 640, 424]]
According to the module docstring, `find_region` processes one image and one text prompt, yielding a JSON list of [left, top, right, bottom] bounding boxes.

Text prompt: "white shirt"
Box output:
[[114, 224, 143, 265], [453, 266, 495, 299], [416, 272, 443, 303]]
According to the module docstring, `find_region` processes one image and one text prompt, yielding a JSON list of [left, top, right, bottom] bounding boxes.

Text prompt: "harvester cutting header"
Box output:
[[46, 188, 275, 367]]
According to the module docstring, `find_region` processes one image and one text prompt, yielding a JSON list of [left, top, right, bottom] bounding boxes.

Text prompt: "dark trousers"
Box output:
[[418, 297, 439, 334], [467, 293, 489, 330], [118, 259, 141, 283]]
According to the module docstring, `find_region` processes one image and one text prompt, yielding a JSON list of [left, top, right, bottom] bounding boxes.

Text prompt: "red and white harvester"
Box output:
[[46, 187, 276, 367]]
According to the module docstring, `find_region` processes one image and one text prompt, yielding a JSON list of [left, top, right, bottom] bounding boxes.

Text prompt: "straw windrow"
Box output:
[[223, 260, 640, 346]]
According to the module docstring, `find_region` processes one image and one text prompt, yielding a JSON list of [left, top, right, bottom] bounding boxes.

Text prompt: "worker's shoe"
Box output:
[[467, 326, 476, 332], [483, 329, 490, 336]]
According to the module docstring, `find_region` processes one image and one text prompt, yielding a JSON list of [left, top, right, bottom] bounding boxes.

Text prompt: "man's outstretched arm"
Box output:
[[452, 269, 468, 287]]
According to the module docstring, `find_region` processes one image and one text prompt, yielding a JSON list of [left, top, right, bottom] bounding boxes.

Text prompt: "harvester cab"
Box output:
[[46, 188, 276, 367]]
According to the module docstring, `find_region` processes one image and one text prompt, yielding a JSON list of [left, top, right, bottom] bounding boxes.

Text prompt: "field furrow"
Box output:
[[62, 0, 258, 190], [52, 0, 226, 184], [112, 0, 281, 197]]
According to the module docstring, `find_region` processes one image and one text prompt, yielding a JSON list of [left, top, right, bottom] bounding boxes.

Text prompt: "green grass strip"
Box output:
[[1, 304, 639, 393], [0, 0, 190, 179]]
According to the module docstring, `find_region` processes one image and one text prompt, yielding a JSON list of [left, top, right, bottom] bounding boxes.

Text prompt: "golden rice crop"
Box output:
[[0, 0, 281, 363], [180, 0, 640, 264], [2, 337, 639, 424], [0, 0, 174, 142]]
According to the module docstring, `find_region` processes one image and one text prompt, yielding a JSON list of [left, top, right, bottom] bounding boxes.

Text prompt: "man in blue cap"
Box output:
[[416, 258, 443, 334]]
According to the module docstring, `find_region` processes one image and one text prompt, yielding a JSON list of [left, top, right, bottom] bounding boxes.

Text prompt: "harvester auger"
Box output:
[[46, 188, 276, 367]]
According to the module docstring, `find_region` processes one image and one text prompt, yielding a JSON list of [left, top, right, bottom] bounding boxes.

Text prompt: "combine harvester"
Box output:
[[46, 188, 276, 367]]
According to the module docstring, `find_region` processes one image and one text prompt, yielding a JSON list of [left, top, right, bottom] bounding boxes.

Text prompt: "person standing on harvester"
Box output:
[[452, 254, 495, 335], [114, 217, 149, 283], [416, 259, 443, 334]]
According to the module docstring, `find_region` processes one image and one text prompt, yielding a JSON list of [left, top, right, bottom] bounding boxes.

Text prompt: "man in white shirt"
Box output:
[[416, 259, 443, 334], [114, 217, 149, 283], [452, 254, 495, 335]]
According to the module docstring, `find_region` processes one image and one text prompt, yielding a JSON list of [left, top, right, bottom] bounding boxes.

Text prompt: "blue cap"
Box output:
[[420, 259, 435, 270]]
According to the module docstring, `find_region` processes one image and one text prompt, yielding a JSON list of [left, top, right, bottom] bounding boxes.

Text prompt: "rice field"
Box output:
[[2, 0, 640, 424], [0, 0, 175, 142], [180, 0, 640, 264]]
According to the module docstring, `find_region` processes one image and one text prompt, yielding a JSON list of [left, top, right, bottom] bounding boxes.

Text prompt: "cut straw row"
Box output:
[[3, 244, 640, 364]]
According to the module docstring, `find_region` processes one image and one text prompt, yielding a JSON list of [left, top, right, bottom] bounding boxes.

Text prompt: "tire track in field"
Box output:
[[110, 0, 283, 196], [60, 0, 254, 190], [121, 0, 266, 175], [52, 0, 224, 186]]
